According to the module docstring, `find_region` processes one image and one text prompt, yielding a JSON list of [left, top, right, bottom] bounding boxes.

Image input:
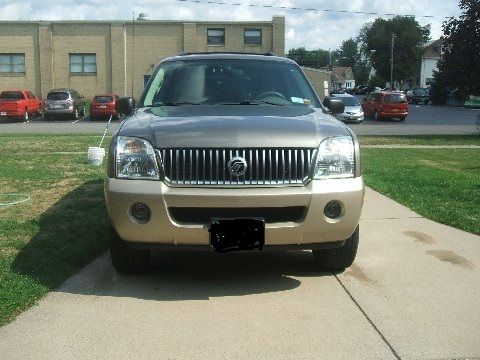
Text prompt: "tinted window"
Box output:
[[94, 96, 113, 103], [47, 92, 69, 101], [413, 89, 427, 96], [385, 94, 406, 103], [142, 59, 320, 108]]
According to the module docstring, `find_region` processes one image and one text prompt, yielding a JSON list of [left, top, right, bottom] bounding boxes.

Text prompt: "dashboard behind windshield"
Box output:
[[140, 59, 321, 108]]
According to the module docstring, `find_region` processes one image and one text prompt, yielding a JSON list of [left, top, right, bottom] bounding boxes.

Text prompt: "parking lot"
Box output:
[[1, 101, 478, 135]]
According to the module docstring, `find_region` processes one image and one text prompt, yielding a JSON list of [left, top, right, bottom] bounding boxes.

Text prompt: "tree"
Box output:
[[335, 38, 358, 68], [286, 48, 331, 69], [431, 0, 480, 104], [358, 16, 430, 88], [333, 38, 368, 84]]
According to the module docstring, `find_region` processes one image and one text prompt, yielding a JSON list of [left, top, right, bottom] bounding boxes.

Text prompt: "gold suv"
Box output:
[[105, 53, 364, 273]]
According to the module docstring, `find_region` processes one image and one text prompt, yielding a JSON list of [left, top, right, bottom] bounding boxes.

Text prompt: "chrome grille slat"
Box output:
[[160, 148, 314, 186]]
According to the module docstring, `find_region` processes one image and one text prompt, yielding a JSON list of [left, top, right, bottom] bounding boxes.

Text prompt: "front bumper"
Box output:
[[337, 114, 364, 123], [105, 177, 365, 248]]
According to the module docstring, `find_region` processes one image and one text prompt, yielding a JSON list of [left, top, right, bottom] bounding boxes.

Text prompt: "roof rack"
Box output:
[[178, 51, 276, 56]]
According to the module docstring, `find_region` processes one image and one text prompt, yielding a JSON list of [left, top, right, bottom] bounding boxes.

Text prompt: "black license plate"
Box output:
[[209, 218, 265, 252]]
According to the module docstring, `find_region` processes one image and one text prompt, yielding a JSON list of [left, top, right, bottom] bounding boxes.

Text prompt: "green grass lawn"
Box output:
[[0, 134, 479, 326], [0, 134, 111, 325], [359, 135, 480, 146], [362, 148, 480, 235]]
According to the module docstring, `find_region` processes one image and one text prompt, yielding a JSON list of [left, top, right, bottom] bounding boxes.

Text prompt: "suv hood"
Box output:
[[118, 105, 351, 148]]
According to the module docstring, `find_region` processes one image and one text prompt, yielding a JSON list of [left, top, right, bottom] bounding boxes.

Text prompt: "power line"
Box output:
[[176, 0, 452, 19]]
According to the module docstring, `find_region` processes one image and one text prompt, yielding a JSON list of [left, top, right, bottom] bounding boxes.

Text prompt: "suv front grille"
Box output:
[[159, 148, 315, 186]]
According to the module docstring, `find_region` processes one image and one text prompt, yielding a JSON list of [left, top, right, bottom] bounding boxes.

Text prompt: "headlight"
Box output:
[[116, 136, 160, 179], [313, 136, 355, 179]]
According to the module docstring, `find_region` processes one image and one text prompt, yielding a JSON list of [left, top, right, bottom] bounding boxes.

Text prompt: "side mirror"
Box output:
[[323, 97, 344, 115], [115, 97, 135, 115]]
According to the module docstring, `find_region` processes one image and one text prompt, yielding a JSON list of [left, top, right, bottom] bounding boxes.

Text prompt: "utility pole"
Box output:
[[390, 33, 395, 90], [329, 48, 333, 92]]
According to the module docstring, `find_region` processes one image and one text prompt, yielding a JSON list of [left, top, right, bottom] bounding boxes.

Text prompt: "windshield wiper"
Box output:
[[217, 100, 286, 106], [152, 101, 200, 106]]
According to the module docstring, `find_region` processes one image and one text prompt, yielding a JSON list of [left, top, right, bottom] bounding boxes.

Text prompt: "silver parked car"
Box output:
[[331, 93, 364, 123], [43, 88, 86, 120], [105, 53, 364, 274]]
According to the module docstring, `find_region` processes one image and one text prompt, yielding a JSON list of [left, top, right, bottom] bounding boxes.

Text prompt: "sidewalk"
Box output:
[[1, 187, 479, 359]]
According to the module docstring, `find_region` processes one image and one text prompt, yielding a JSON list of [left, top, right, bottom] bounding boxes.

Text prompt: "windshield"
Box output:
[[385, 94, 406, 104], [140, 59, 321, 107], [338, 96, 360, 106], [0, 91, 23, 100], [47, 92, 69, 101]]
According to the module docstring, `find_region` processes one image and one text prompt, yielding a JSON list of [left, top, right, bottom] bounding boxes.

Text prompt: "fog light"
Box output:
[[131, 202, 151, 222], [324, 201, 342, 219]]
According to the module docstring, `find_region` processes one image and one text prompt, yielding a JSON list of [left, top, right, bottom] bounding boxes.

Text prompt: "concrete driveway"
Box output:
[[1, 188, 479, 359]]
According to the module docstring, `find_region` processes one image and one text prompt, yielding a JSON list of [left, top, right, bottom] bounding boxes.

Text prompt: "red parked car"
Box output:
[[0, 89, 42, 121], [362, 91, 408, 121], [89, 94, 119, 120]]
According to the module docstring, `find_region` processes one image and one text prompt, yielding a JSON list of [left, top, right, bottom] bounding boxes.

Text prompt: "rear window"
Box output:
[[338, 96, 360, 106], [384, 94, 406, 104], [94, 96, 113, 103], [47, 92, 69, 101], [414, 89, 427, 96], [0, 91, 24, 100]]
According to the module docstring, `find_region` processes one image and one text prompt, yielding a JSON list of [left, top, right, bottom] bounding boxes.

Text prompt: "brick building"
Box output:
[[0, 16, 285, 99]]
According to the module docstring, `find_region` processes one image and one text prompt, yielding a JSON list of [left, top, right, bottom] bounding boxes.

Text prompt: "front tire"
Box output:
[[312, 226, 359, 271], [110, 227, 150, 274]]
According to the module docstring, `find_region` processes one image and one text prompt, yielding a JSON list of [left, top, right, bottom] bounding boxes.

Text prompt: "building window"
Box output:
[[69, 54, 96, 74], [207, 28, 225, 45], [345, 70, 351, 78], [0, 54, 25, 74], [244, 29, 262, 45]]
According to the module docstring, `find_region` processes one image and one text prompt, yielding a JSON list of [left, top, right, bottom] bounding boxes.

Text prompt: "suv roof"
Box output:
[[162, 52, 297, 65]]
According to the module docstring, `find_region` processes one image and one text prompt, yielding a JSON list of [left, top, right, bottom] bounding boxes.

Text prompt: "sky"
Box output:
[[0, 0, 462, 51]]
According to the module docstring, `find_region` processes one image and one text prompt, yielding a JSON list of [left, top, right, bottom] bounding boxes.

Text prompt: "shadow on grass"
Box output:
[[11, 179, 109, 291], [12, 178, 330, 302]]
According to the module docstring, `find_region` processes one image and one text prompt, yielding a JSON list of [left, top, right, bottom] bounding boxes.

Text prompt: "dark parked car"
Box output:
[[362, 91, 408, 121], [105, 53, 364, 274], [356, 85, 380, 95], [406, 88, 430, 104], [43, 88, 86, 120], [90, 94, 119, 120]]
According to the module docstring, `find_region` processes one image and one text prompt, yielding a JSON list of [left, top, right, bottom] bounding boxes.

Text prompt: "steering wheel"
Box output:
[[256, 91, 287, 100]]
